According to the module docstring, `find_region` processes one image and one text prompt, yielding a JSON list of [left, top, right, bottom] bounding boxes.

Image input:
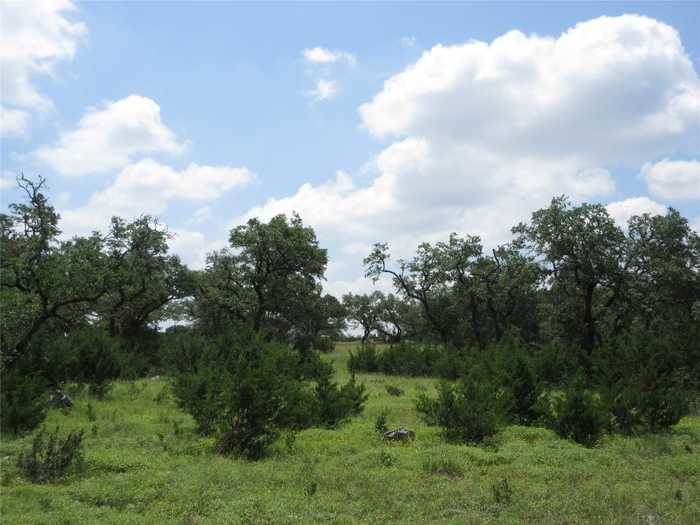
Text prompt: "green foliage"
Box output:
[[349, 341, 452, 378], [348, 344, 379, 373], [50, 327, 122, 398], [374, 409, 389, 435], [597, 334, 690, 434], [316, 371, 368, 428], [0, 367, 47, 434], [171, 332, 366, 459], [16, 426, 84, 483], [492, 478, 513, 505], [538, 382, 607, 447], [421, 371, 503, 444]]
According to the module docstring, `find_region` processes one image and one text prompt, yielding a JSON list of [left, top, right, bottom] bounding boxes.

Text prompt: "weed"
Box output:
[[17, 426, 85, 483], [374, 409, 389, 435], [492, 478, 512, 505], [86, 402, 97, 422]]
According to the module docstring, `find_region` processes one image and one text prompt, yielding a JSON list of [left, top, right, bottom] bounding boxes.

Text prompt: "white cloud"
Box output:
[[307, 79, 338, 101], [35, 95, 187, 176], [60, 158, 253, 236], [168, 229, 227, 270], [359, 15, 700, 163], [238, 15, 700, 292], [0, 105, 30, 138], [303, 47, 356, 66], [642, 159, 700, 200], [606, 197, 667, 227], [0, 0, 86, 136]]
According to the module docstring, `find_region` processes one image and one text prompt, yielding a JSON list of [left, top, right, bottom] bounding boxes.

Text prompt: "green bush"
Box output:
[[418, 371, 503, 443], [348, 342, 455, 378], [50, 327, 121, 398], [171, 331, 367, 459], [539, 384, 606, 447], [597, 334, 690, 434], [16, 426, 84, 483], [348, 344, 379, 373], [0, 367, 47, 435]]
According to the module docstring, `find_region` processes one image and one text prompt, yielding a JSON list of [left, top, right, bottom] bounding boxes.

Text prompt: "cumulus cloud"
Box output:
[[303, 47, 356, 66], [1, 106, 30, 138], [168, 229, 227, 269], [35, 95, 187, 176], [606, 197, 668, 227], [359, 15, 700, 163], [307, 79, 338, 101], [238, 15, 700, 289], [0, 0, 86, 136], [642, 159, 700, 201], [60, 158, 253, 236]]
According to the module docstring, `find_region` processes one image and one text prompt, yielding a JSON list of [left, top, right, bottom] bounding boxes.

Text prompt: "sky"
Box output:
[[1, 1, 699, 297]]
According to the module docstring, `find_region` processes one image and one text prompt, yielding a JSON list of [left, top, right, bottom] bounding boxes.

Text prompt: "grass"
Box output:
[[1, 341, 699, 524]]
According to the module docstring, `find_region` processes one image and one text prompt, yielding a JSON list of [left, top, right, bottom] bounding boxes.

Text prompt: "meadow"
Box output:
[[1, 342, 698, 524]]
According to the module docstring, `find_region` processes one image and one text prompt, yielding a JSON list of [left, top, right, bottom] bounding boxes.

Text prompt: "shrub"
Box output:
[[474, 337, 540, 425], [171, 358, 222, 435], [17, 426, 84, 483], [540, 384, 606, 447], [419, 370, 503, 443], [0, 367, 47, 435], [51, 327, 121, 398], [374, 409, 389, 435], [492, 478, 513, 505], [349, 342, 458, 378], [348, 344, 379, 373], [597, 334, 690, 434], [172, 331, 367, 459], [316, 371, 367, 428]]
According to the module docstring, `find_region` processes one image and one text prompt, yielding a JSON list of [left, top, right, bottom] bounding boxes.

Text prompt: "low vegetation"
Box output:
[[1, 344, 698, 523]]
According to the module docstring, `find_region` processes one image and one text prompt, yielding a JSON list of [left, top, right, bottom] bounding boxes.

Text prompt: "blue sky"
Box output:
[[2, 1, 699, 296]]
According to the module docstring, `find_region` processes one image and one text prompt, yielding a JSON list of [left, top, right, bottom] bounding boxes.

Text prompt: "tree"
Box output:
[[342, 291, 382, 343], [0, 176, 111, 362], [196, 214, 328, 339], [375, 293, 410, 343], [98, 216, 191, 345], [513, 196, 626, 355]]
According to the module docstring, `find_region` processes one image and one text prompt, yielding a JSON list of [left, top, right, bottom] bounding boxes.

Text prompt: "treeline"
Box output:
[[2, 176, 698, 455], [349, 196, 700, 445], [0, 176, 364, 458]]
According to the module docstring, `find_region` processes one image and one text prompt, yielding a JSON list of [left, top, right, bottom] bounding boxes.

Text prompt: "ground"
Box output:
[[1, 342, 698, 524]]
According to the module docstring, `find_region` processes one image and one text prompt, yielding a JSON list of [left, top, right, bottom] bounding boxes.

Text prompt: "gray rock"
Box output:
[[383, 427, 415, 442]]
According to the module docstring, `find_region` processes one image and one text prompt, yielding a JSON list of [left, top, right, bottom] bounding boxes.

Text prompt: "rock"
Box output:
[[383, 427, 415, 442], [48, 389, 73, 409]]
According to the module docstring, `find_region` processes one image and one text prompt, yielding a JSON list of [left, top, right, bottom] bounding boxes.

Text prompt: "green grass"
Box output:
[[1, 342, 699, 524]]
